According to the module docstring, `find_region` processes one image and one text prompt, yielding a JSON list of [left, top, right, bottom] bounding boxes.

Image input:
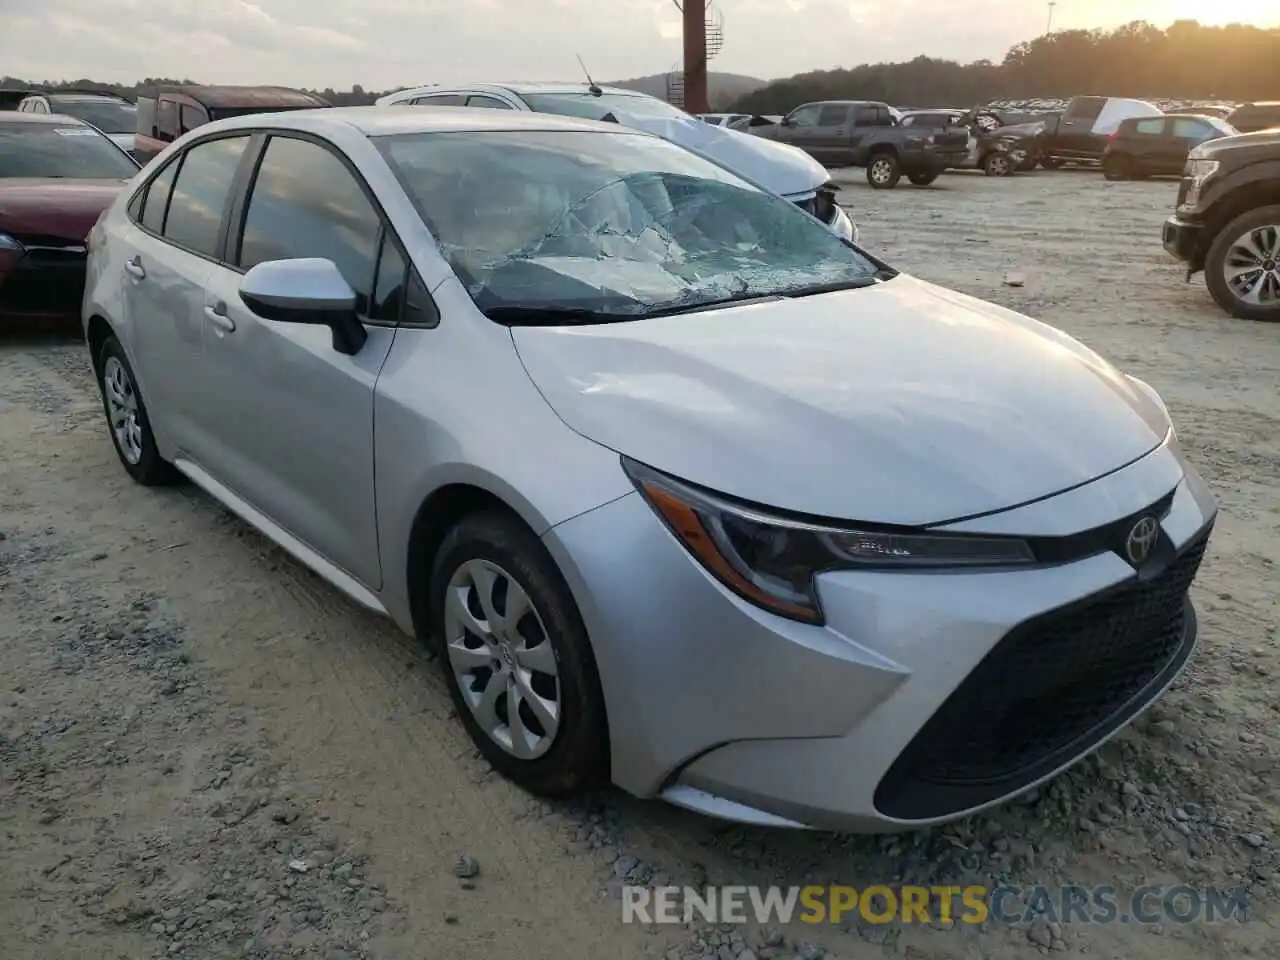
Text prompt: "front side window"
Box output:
[[522, 92, 689, 123], [378, 129, 881, 323], [162, 135, 250, 257], [237, 135, 381, 314], [786, 105, 821, 127], [1134, 118, 1165, 135], [816, 105, 848, 126], [0, 121, 139, 178], [48, 97, 136, 134]]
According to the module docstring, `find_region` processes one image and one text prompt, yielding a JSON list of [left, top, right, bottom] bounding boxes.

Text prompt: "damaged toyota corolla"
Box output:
[[85, 108, 1217, 832]]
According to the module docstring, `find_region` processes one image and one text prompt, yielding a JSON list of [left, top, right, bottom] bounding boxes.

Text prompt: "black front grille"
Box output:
[[0, 244, 87, 316], [875, 522, 1212, 821]]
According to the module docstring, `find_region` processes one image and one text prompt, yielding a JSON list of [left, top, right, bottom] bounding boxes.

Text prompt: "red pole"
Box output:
[[682, 0, 708, 114]]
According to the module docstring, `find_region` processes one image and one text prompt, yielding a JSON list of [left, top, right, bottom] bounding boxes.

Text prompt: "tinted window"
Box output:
[[1134, 118, 1165, 135], [786, 105, 821, 127], [157, 99, 178, 139], [48, 97, 136, 134], [854, 106, 878, 125], [412, 94, 466, 106], [370, 234, 407, 323], [180, 104, 207, 133], [163, 136, 250, 257], [1172, 119, 1208, 140], [1066, 97, 1105, 122], [237, 136, 381, 314], [816, 105, 847, 126], [140, 159, 180, 233], [466, 95, 512, 109], [0, 121, 139, 178]]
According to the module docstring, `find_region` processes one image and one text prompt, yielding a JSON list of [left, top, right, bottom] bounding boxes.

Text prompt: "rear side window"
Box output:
[[1134, 118, 1164, 135], [140, 159, 180, 233], [236, 135, 382, 314], [411, 93, 467, 106], [163, 136, 251, 257], [1172, 118, 1209, 140], [854, 106, 878, 125], [466, 95, 512, 109], [816, 105, 847, 126]]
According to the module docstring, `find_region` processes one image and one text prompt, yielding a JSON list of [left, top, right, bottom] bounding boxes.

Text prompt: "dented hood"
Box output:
[[611, 110, 830, 198], [512, 275, 1172, 525]]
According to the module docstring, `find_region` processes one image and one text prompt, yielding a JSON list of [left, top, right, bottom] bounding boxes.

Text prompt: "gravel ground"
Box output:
[[1, 167, 1277, 960]]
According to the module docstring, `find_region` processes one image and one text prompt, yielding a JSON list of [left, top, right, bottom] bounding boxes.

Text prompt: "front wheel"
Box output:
[[1102, 155, 1131, 181], [96, 336, 182, 486], [1204, 206, 1280, 322], [429, 511, 609, 796], [866, 153, 902, 189], [907, 170, 938, 186], [983, 152, 1013, 177]]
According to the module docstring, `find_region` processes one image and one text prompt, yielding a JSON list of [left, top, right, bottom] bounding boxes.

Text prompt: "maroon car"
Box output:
[[0, 113, 139, 322]]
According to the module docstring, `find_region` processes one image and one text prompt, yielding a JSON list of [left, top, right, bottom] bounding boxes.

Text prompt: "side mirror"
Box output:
[[239, 258, 367, 355], [780, 115, 794, 127]]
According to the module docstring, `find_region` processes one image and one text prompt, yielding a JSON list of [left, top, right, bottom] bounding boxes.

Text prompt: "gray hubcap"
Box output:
[[870, 160, 893, 184], [443, 559, 561, 759], [103, 356, 143, 464], [1224, 224, 1280, 306]]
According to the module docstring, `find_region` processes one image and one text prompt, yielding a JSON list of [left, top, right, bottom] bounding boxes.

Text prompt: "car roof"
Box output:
[[386, 81, 658, 99], [137, 84, 327, 108], [0, 112, 89, 126], [202, 104, 652, 138], [44, 91, 131, 102]]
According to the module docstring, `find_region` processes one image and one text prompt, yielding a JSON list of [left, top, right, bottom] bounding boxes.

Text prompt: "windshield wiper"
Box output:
[[783, 273, 895, 299], [482, 304, 637, 326]]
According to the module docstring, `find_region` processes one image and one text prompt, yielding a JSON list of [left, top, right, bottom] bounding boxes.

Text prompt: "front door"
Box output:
[[1056, 97, 1106, 157], [199, 133, 399, 589], [809, 104, 851, 165], [777, 104, 823, 156]]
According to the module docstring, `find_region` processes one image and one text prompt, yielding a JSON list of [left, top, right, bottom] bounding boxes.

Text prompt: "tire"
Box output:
[[866, 153, 901, 189], [95, 336, 182, 486], [907, 171, 938, 186], [1204, 205, 1280, 322], [1040, 156, 1065, 170], [983, 152, 1013, 177], [1102, 155, 1131, 181], [429, 511, 609, 796]]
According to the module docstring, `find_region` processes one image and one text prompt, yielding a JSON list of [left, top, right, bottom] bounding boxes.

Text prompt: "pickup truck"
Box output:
[[751, 100, 970, 189], [1037, 96, 1164, 168]]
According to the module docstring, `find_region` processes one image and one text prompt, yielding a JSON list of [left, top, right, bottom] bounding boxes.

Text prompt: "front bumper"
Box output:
[[1163, 215, 1204, 274], [0, 239, 89, 319], [543, 437, 1217, 832]]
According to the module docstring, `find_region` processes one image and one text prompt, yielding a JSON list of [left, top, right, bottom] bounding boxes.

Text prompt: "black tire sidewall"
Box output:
[[428, 511, 609, 796], [1103, 156, 1128, 180], [1204, 206, 1280, 322], [96, 337, 179, 485]]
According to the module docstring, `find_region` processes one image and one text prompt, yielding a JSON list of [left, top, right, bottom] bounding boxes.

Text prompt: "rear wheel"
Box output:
[[866, 153, 902, 189], [907, 170, 938, 186], [1204, 206, 1280, 322], [983, 152, 1013, 177], [96, 336, 182, 486], [1102, 155, 1132, 181], [429, 511, 609, 796]]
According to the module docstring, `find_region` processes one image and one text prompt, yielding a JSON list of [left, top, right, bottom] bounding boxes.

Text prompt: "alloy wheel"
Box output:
[[1223, 223, 1280, 306], [870, 159, 893, 185], [442, 558, 561, 759], [102, 356, 143, 465]]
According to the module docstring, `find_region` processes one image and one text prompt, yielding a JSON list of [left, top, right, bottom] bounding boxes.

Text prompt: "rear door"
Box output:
[[810, 104, 851, 164], [201, 132, 399, 588], [1055, 97, 1105, 157], [117, 134, 254, 466]]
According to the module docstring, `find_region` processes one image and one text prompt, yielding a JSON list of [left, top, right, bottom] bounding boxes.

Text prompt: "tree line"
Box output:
[[728, 20, 1280, 113]]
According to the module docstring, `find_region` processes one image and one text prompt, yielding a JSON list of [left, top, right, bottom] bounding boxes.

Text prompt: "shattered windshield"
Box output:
[[377, 130, 881, 322]]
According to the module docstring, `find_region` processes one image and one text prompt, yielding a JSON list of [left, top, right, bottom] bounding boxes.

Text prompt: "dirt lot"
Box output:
[[1, 168, 1277, 960]]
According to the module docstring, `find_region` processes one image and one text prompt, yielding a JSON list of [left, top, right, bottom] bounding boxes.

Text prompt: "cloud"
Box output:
[[2, 0, 1270, 89]]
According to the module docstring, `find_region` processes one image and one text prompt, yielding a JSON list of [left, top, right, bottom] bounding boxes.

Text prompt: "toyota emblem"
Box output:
[[1125, 516, 1160, 566]]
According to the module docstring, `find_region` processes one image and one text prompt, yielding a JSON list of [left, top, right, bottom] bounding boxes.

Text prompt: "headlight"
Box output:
[[0, 232, 23, 270], [1180, 158, 1219, 209], [623, 458, 1035, 625], [830, 204, 857, 244], [0, 233, 23, 252]]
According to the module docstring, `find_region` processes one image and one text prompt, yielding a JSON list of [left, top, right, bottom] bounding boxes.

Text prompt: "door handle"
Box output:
[[204, 301, 236, 333], [124, 256, 145, 279]]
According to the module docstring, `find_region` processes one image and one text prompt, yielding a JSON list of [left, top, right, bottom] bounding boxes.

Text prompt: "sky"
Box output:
[[0, 0, 1275, 89]]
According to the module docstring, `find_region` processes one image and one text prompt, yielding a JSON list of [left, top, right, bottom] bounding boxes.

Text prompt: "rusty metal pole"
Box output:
[[682, 0, 709, 114]]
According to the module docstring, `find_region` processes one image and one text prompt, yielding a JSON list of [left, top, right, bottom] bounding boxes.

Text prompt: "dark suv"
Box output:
[[1102, 114, 1236, 180], [1162, 129, 1280, 321]]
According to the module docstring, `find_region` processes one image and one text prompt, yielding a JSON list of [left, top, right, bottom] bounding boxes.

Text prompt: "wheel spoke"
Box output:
[[470, 672, 504, 735], [513, 671, 559, 738], [447, 639, 495, 672], [444, 583, 489, 642], [1226, 262, 1264, 282], [514, 638, 556, 674], [506, 682, 533, 758], [500, 578, 532, 634], [469, 563, 502, 631], [1240, 270, 1268, 305]]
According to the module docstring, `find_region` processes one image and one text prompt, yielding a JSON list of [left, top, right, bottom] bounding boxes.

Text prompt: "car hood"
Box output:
[[512, 275, 1171, 525], [0, 179, 127, 241], [611, 110, 830, 197], [1193, 128, 1280, 157]]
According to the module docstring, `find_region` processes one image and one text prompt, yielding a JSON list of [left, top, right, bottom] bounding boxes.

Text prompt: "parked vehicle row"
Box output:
[[81, 105, 1218, 833], [14, 89, 137, 155]]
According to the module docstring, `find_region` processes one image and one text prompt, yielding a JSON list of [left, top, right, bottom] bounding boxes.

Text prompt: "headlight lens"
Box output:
[[623, 458, 1035, 624], [1180, 158, 1219, 208], [0, 233, 23, 252]]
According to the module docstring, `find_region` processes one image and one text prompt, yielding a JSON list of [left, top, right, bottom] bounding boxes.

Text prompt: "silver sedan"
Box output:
[[83, 107, 1216, 831]]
